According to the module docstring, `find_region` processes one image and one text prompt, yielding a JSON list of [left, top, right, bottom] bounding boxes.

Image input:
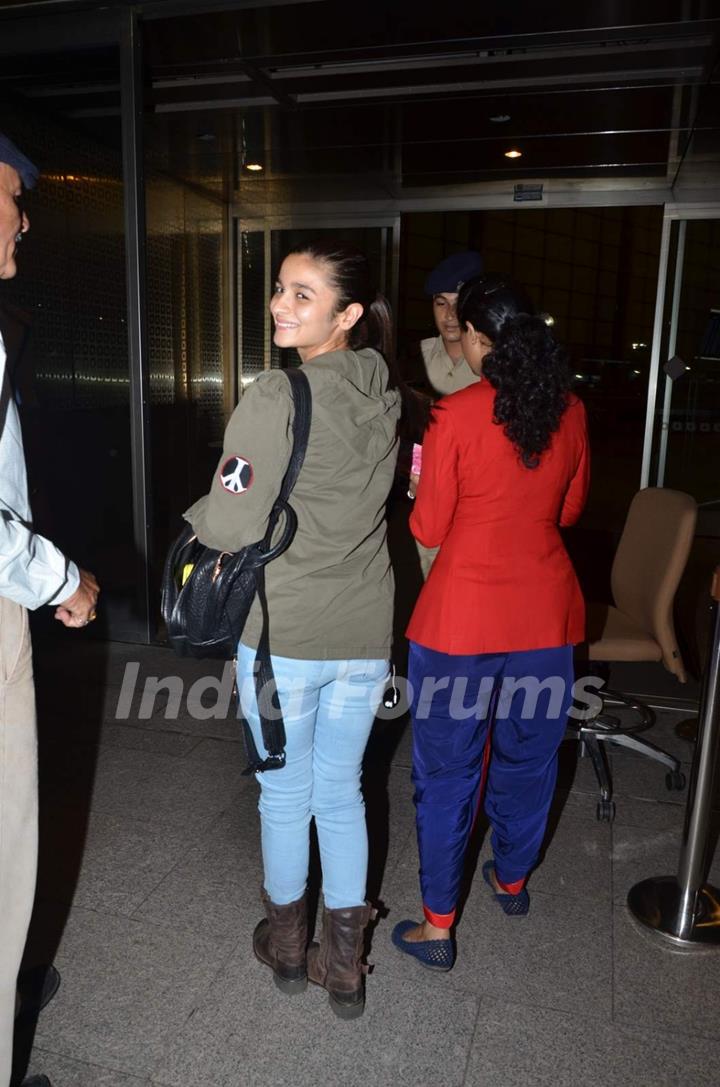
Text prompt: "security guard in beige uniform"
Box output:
[[412, 250, 483, 577], [420, 250, 484, 397]]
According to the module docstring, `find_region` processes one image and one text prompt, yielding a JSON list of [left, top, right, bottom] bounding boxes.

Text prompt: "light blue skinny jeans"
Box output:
[[237, 643, 390, 909]]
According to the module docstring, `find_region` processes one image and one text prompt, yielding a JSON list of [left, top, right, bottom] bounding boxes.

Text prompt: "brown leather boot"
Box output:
[[307, 902, 375, 1020], [252, 887, 308, 995]]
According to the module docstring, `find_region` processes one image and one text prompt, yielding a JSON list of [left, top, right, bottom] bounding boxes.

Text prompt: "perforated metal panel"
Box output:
[[185, 191, 224, 424], [2, 107, 129, 410], [240, 230, 266, 379], [146, 176, 184, 408], [146, 175, 227, 567]]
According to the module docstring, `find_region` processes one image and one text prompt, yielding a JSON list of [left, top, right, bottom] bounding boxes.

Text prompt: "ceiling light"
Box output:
[[245, 163, 263, 172], [197, 132, 216, 142], [504, 149, 522, 159], [490, 114, 511, 123]]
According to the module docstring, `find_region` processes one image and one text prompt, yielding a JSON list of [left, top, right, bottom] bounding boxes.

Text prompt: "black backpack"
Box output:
[[160, 367, 312, 771]]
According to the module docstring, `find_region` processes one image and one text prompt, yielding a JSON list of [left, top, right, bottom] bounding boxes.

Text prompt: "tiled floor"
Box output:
[[14, 640, 720, 1087]]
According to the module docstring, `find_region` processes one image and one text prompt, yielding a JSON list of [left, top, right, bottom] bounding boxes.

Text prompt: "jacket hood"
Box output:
[[304, 348, 401, 463]]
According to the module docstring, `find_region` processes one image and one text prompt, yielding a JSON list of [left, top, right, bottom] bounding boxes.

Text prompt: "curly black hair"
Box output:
[[457, 275, 572, 468]]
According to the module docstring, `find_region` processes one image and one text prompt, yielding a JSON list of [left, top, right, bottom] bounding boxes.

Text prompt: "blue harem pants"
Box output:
[[408, 641, 574, 927]]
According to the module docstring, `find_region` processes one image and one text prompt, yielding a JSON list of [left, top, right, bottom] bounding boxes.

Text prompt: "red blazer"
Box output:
[[407, 381, 589, 655]]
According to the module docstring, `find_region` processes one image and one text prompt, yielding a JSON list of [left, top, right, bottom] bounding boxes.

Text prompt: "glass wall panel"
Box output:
[[398, 207, 664, 539], [653, 219, 720, 506], [238, 225, 391, 379], [644, 215, 720, 672]]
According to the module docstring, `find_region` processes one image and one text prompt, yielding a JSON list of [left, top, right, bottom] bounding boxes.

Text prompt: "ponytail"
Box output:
[[347, 291, 393, 360]]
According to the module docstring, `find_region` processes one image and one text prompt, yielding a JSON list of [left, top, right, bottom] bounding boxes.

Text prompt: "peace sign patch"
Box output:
[[219, 455, 254, 494]]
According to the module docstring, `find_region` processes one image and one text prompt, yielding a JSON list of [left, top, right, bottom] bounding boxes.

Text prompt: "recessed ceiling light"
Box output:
[[245, 163, 263, 172], [490, 114, 511, 123], [504, 149, 522, 159]]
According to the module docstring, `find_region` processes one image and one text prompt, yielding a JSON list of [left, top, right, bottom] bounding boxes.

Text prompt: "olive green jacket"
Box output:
[[185, 348, 401, 659]]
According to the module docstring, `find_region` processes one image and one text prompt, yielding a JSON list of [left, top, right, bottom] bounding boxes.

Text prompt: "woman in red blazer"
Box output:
[[393, 276, 589, 972]]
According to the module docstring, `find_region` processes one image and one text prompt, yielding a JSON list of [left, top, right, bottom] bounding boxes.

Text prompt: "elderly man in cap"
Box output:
[[0, 133, 99, 1087], [419, 250, 484, 396]]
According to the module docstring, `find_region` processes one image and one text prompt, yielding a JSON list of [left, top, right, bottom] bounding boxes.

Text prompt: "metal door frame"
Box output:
[[641, 203, 720, 490], [234, 213, 400, 392]]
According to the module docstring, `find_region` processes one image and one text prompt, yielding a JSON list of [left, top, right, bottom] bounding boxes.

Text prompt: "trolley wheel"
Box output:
[[665, 769, 686, 792], [596, 798, 616, 823]]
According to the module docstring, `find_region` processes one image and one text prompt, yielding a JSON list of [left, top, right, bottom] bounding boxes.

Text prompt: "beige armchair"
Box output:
[[571, 487, 697, 821]]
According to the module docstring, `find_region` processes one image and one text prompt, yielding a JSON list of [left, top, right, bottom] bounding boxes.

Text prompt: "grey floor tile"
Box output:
[[99, 724, 202, 757], [365, 762, 418, 899], [388, 718, 413, 769], [638, 707, 699, 763], [152, 941, 478, 1087], [28, 1048, 151, 1086], [36, 804, 213, 915], [184, 737, 245, 765], [561, 746, 609, 796], [133, 803, 264, 937], [465, 997, 720, 1087], [612, 818, 720, 905], [79, 745, 246, 826], [610, 794, 689, 832], [549, 787, 608, 824], [140, 709, 244, 742], [530, 807, 612, 903], [378, 844, 613, 1015], [609, 752, 690, 805], [33, 907, 236, 1077], [613, 904, 720, 1039]]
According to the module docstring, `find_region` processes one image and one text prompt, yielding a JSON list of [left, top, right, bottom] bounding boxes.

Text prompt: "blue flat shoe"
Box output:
[[482, 861, 529, 916], [391, 920, 455, 971]]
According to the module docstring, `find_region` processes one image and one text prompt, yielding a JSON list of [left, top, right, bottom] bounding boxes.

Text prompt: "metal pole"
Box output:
[[656, 219, 687, 487], [627, 566, 720, 947], [120, 7, 153, 643]]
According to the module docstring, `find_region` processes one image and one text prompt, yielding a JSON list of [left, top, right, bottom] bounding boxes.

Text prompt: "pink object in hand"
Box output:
[[411, 443, 423, 476]]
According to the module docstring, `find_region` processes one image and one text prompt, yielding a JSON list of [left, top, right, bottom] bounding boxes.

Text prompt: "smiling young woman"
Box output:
[[186, 239, 400, 1019]]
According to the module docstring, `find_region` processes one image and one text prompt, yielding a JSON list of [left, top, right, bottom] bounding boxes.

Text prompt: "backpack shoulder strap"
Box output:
[[277, 367, 311, 503]]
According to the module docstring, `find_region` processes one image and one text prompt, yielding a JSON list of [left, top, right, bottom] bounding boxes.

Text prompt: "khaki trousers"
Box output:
[[416, 541, 439, 581], [0, 597, 37, 1087]]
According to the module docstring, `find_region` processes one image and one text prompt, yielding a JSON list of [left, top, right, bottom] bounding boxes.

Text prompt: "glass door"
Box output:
[[235, 218, 399, 389], [645, 216, 720, 514]]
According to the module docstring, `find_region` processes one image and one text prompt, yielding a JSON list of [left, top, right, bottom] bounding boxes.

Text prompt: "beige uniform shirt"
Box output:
[[421, 336, 480, 397], [186, 349, 401, 660]]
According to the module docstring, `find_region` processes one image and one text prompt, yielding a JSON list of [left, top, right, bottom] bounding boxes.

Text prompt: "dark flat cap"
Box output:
[[424, 250, 484, 296], [0, 133, 39, 189]]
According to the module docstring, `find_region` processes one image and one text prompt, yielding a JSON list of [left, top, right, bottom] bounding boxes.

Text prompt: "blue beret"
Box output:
[[424, 251, 484, 296], [0, 133, 39, 190]]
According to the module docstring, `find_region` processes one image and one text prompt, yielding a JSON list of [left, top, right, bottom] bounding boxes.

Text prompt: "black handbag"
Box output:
[[160, 367, 312, 772]]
